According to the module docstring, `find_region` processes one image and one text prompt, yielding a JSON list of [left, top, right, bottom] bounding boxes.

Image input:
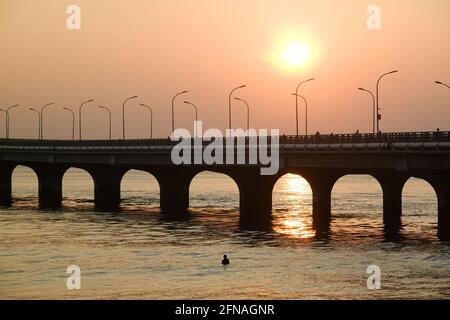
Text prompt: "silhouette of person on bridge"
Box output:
[[222, 255, 230, 265]]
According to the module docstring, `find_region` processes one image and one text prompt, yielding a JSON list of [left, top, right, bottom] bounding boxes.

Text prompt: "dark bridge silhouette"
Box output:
[[1, 131, 449, 240]]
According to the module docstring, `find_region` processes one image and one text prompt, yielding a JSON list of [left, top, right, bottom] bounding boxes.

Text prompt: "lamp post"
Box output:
[[171, 90, 188, 136], [291, 93, 309, 135], [40, 102, 54, 140], [358, 87, 376, 134], [228, 85, 246, 135], [139, 104, 153, 139], [79, 99, 94, 140], [122, 95, 138, 140], [435, 81, 450, 90], [98, 106, 112, 140], [183, 101, 199, 137], [0, 109, 6, 138], [5, 104, 19, 139], [294, 78, 314, 135], [376, 70, 398, 133], [29, 108, 41, 139], [234, 97, 250, 131], [63, 107, 75, 140]]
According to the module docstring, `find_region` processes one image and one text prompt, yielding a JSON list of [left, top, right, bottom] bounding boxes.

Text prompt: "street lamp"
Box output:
[[98, 106, 112, 140], [228, 85, 246, 134], [40, 102, 54, 140], [435, 81, 450, 90], [376, 70, 398, 133], [62, 107, 75, 140], [5, 104, 19, 139], [183, 101, 199, 137], [122, 95, 138, 140], [79, 99, 94, 140], [234, 97, 250, 131], [291, 93, 309, 135], [139, 103, 153, 139], [29, 108, 41, 139], [294, 78, 314, 135], [171, 90, 188, 136], [0, 109, 6, 138], [358, 87, 376, 134]]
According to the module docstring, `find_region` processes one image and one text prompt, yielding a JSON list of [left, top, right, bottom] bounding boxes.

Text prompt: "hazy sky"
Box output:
[[0, 0, 449, 139]]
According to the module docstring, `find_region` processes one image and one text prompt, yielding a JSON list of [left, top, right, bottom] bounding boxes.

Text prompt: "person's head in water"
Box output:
[[222, 255, 230, 265]]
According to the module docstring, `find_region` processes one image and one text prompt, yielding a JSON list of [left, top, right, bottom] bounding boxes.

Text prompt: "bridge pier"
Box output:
[[0, 164, 14, 206], [305, 171, 339, 234], [156, 168, 195, 214], [36, 166, 65, 209], [426, 175, 450, 241], [92, 167, 123, 211], [375, 172, 408, 236], [236, 170, 276, 229]]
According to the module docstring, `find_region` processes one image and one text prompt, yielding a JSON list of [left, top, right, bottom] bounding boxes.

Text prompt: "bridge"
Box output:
[[1, 131, 449, 240]]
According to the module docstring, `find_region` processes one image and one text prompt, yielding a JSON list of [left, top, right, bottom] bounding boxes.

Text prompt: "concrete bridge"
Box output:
[[1, 131, 449, 240]]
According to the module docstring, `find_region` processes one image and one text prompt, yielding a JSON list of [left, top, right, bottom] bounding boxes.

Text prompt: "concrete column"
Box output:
[[375, 173, 408, 235], [305, 172, 339, 233], [92, 167, 123, 211], [155, 168, 195, 214], [225, 168, 277, 229], [0, 164, 14, 206], [437, 183, 450, 241], [37, 167, 65, 209], [426, 175, 450, 241], [239, 176, 275, 229]]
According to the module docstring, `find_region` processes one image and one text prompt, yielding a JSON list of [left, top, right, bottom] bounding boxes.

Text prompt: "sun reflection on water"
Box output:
[[272, 174, 315, 239]]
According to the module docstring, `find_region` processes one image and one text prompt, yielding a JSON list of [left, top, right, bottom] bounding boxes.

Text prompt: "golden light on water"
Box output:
[[273, 174, 315, 239], [275, 215, 316, 239], [285, 174, 311, 193]]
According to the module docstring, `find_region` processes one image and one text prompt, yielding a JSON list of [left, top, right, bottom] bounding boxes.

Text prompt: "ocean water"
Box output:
[[1, 166, 449, 299]]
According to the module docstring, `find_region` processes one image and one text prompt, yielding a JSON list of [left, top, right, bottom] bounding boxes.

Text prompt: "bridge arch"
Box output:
[[331, 174, 383, 238], [62, 167, 95, 208], [11, 164, 39, 203], [120, 169, 160, 210], [272, 173, 314, 238], [188, 170, 240, 210], [401, 177, 438, 238]]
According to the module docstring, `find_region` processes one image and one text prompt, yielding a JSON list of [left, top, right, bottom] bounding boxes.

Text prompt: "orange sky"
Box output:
[[0, 0, 449, 139]]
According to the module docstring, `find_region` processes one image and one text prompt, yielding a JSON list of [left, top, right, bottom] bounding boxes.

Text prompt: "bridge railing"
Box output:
[[0, 131, 449, 147], [280, 131, 450, 144]]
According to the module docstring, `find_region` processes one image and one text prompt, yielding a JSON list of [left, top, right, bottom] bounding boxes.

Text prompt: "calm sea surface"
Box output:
[[1, 166, 449, 299]]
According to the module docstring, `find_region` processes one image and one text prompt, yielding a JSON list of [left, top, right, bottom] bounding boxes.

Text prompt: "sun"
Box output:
[[267, 35, 317, 72], [282, 42, 310, 67]]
